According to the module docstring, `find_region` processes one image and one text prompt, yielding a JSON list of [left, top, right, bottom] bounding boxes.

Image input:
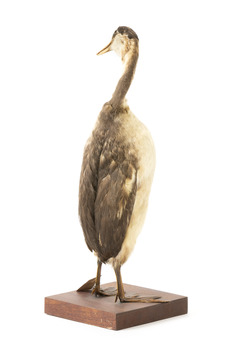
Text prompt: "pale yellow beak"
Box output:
[[97, 40, 113, 55]]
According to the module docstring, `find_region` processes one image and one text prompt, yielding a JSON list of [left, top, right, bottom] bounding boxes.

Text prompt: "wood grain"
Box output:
[[45, 282, 188, 330]]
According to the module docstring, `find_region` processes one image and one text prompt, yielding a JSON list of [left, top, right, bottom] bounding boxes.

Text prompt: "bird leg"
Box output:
[[77, 260, 116, 297], [91, 259, 102, 296], [114, 265, 168, 303], [91, 260, 117, 296]]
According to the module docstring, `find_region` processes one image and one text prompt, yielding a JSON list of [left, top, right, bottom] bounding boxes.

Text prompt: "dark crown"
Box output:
[[113, 26, 139, 40]]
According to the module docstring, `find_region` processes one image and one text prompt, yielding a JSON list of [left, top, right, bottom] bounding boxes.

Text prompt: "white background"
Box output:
[[0, 0, 233, 348]]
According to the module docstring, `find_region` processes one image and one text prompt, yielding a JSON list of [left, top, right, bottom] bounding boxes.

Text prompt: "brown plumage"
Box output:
[[78, 27, 166, 303], [79, 106, 138, 262]]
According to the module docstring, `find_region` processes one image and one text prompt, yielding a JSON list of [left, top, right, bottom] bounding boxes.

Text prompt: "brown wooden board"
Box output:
[[44, 282, 188, 330]]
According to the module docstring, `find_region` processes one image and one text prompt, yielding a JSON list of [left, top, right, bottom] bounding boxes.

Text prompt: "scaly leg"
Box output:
[[114, 265, 168, 303], [91, 259, 103, 295], [77, 259, 116, 297], [92, 260, 117, 296]]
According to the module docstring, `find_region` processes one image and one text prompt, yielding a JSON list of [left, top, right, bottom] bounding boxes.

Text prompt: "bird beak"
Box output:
[[97, 40, 113, 55]]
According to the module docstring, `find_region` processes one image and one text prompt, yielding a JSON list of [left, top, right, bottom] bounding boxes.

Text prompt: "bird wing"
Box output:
[[94, 141, 138, 262], [79, 137, 103, 254]]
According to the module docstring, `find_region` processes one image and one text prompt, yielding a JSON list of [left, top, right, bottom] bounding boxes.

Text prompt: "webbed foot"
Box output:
[[115, 294, 169, 303]]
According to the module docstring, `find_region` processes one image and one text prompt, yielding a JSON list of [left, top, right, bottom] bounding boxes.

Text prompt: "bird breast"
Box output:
[[107, 107, 156, 268], [113, 107, 156, 190]]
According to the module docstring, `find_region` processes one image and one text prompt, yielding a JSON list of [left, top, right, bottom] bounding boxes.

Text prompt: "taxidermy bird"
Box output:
[[78, 26, 165, 303]]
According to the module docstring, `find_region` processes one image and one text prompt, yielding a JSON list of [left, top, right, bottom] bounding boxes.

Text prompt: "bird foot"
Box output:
[[77, 277, 96, 292], [91, 286, 117, 297], [115, 294, 169, 303], [77, 278, 117, 297]]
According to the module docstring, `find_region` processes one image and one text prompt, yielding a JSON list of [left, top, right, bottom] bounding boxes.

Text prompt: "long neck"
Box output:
[[110, 41, 139, 109]]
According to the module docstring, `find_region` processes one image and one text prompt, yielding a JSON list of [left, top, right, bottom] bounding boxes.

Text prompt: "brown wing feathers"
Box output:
[[78, 141, 100, 253], [95, 149, 137, 261], [79, 114, 138, 262]]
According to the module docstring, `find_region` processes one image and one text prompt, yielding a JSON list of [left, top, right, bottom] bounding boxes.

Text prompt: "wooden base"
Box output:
[[45, 283, 188, 330]]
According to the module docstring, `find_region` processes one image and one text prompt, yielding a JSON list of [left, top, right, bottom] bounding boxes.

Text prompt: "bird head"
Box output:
[[97, 26, 139, 61]]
